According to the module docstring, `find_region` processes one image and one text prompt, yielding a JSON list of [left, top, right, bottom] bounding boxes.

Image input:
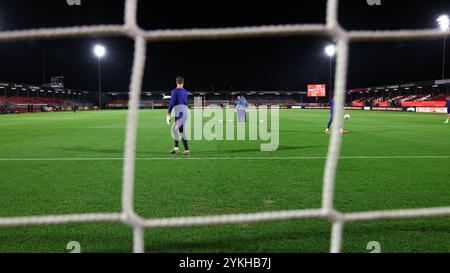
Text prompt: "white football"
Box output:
[[344, 114, 351, 120]]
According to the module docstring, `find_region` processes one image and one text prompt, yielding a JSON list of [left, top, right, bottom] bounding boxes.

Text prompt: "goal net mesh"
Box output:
[[0, 0, 449, 253]]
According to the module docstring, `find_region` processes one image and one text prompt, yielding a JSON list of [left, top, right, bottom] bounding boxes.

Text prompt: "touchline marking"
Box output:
[[0, 156, 449, 161]]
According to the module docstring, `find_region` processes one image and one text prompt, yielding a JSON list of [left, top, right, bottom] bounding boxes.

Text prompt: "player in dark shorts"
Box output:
[[167, 76, 190, 155]]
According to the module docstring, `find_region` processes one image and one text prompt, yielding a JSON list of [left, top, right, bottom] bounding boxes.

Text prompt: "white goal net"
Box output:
[[0, 0, 449, 253]]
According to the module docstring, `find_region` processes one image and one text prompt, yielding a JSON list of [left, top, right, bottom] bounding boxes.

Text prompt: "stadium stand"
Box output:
[[0, 81, 93, 114], [103, 78, 448, 111], [349, 79, 449, 109], [3, 77, 448, 114]]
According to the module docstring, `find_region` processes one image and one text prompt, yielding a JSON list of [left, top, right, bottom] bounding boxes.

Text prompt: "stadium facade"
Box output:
[[1, 78, 449, 114], [0, 81, 94, 113]]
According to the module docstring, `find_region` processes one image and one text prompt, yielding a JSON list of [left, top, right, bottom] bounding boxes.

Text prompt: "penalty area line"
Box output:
[[0, 156, 449, 161]]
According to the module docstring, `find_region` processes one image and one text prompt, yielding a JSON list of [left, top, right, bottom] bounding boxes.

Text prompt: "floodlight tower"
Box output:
[[325, 44, 336, 101], [93, 45, 106, 109], [437, 15, 449, 79]]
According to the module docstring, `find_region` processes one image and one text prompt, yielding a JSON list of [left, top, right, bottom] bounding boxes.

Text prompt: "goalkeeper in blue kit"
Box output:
[[167, 76, 190, 155]]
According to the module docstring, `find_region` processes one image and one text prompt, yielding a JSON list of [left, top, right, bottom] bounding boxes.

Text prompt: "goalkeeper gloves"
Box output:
[[166, 114, 171, 125]]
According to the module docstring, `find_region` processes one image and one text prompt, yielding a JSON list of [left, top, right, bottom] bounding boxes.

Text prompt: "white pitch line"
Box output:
[[0, 156, 448, 161]]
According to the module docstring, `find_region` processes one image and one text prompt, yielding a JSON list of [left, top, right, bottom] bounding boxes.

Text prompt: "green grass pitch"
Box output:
[[0, 109, 449, 253]]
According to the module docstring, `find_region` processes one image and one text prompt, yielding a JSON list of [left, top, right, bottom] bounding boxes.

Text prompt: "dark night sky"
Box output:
[[0, 0, 449, 93]]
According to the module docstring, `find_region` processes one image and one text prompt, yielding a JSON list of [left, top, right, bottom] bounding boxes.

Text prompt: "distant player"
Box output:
[[234, 95, 241, 108], [325, 98, 349, 135], [236, 96, 248, 123], [167, 76, 190, 155], [445, 96, 450, 124]]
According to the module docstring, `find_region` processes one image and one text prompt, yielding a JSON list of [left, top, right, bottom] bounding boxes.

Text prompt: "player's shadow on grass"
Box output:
[[281, 130, 326, 135], [62, 146, 123, 155], [227, 145, 323, 153], [357, 129, 403, 133], [194, 145, 324, 155], [62, 145, 324, 157], [275, 145, 324, 152]]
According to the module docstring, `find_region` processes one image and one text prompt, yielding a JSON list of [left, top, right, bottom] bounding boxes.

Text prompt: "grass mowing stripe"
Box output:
[[0, 156, 448, 161]]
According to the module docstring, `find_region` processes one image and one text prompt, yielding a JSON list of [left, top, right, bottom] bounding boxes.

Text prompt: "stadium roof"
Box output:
[[0, 82, 89, 95], [348, 78, 450, 93]]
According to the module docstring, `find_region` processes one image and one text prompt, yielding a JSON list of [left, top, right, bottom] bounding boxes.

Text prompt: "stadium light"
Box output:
[[93, 44, 107, 109], [437, 15, 449, 79], [93, 45, 106, 58], [325, 45, 336, 57], [325, 44, 336, 101], [437, 15, 449, 31]]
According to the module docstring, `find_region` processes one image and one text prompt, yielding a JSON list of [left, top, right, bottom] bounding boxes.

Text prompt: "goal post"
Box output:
[[140, 100, 154, 109]]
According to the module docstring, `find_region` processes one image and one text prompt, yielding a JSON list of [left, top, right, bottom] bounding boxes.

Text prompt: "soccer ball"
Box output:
[[344, 114, 351, 120]]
